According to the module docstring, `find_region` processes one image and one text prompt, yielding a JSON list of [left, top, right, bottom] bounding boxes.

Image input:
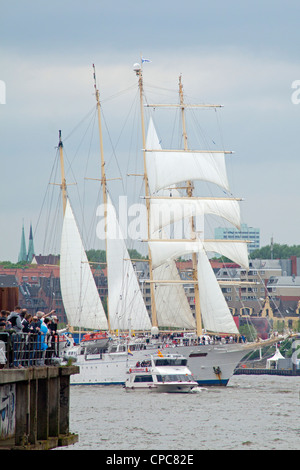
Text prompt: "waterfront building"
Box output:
[[1, 253, 299, 332], [267, 275, 300, 326], [216, 258, 282, 313], [214, 223, 260, 254]]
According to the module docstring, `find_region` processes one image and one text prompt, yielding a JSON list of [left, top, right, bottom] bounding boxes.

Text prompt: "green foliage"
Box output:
[[86, 249, 106, 263], [86, 248, 145, 263], [279, 338, 300, 359], [275, 320, 286, 334], [128, 249, 147, 260], [238, 323, 258, 342], [250, 243, 300, 260], [102, 296, 108, 315], [0, 260, 29, 269]]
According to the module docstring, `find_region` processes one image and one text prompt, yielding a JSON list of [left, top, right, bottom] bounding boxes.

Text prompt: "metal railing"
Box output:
[[0, 332, 62, 368]]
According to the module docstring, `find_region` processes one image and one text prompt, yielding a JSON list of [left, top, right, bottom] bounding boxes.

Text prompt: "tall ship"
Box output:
[[58, 62, 285, 385]]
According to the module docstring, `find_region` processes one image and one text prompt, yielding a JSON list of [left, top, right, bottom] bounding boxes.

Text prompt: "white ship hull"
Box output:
[[175, 344, 249, 386], [70, 351, 128, 385], [69, 342, 250, 386]]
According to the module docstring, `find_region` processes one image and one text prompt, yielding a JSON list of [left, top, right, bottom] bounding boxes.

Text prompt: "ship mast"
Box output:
[[134, 62, 158, 328], [93, 64, 111, 331], [58, 130, 67, 215], [178, 76, 202, 336]]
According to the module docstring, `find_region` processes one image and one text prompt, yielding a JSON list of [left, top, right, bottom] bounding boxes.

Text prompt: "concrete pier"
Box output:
[[0, 365, 79, 450], [234, 368, 300, 376]]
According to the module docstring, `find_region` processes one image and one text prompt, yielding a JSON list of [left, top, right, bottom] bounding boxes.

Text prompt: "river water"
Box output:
[[61, 375, 299, 451]]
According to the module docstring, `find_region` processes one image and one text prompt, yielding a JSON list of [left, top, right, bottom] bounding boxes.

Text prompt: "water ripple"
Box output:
[[58, 375, 300, 451]]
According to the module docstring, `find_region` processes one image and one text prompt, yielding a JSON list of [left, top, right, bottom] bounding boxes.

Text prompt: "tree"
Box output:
[[128, 249, 147, 260], [250, 244, 300, 260], [238, 323, 258, 342], [0, 260, 28, 269], [86, 248, 145, 263], [86, 249, 106, 263]]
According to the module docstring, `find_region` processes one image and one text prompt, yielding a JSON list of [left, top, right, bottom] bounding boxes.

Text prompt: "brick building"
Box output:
[[0, 254, 299, 333]]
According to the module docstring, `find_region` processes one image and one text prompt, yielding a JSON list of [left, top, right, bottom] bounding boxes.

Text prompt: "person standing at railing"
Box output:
[[0, 319, 16, 368], [0, 310, 12, 330], [0, 321, 9, 368], [21, 313, 33, 366], [7, 306, 24, 366], [36, 316, 50, 365], [7, 306, 23, 333], [28, 316, 40, 365], [21, 313, 32, 332]]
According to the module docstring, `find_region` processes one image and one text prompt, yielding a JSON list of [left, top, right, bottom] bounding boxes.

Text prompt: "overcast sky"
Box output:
[[1, 0, 300, 262]]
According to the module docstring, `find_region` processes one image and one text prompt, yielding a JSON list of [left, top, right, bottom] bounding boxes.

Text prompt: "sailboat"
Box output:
[[58, 69, 151, 384], [58, 62, 286, 386], [126, 61, 287, 385]]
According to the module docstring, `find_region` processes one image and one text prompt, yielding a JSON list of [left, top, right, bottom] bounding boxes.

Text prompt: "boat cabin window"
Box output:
[[156, 374, 193, 382], [154, 358, 187, 367], [85, 346, 105, 356], [129, 344, 146, 351], [110, 344, 126, 353], [134, 375, 153, 383]]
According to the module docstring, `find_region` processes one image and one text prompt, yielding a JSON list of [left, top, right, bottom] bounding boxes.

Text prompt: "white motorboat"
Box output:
[[125, 353, 198, 392]]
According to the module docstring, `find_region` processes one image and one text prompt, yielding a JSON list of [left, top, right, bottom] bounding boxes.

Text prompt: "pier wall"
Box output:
[[234, 368, 300, 376], [0, 365, 79, 450]]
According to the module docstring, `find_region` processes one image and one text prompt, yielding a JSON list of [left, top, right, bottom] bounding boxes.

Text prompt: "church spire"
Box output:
[[27, 222, 35, 263], [18, 221, 27, 262]]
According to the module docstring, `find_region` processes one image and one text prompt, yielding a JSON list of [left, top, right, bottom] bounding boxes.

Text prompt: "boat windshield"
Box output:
[[134, 375, 153, 383], [156, 374, 193, 382], [154, 358, 187, 366]]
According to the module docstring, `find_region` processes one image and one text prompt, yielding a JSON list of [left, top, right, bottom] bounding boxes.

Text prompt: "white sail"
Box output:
[[152, 227, 195, 329], [202, 239, 249, 270], [60, 198, 109, 330], [148, 239, 249, 271], [146, 149, 229, 194], [144, 109, 250, 336], [150, 197, 241, 235], [145, 127, 195, 328], [146, 118, 229, 194], [197, 246, 239, 334], [106, 194, 151, 331], [153, 260, 196, 329]]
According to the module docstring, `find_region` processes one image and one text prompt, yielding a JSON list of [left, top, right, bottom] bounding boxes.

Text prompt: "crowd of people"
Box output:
[[0, 305, 67, 368]]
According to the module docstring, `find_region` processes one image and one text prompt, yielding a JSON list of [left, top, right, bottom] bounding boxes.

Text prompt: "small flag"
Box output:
[[157, 350, 163, 357], [142, 57, 151, 63], [128, 348, 133, 356]]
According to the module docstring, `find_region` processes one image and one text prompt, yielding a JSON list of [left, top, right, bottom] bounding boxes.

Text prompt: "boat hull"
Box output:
[[70, 352, 128, 385], [69, 342, 254, 386], [175, 343, 250, 386], [155, 383, 196, 393], [125, 383, 196, 393]]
